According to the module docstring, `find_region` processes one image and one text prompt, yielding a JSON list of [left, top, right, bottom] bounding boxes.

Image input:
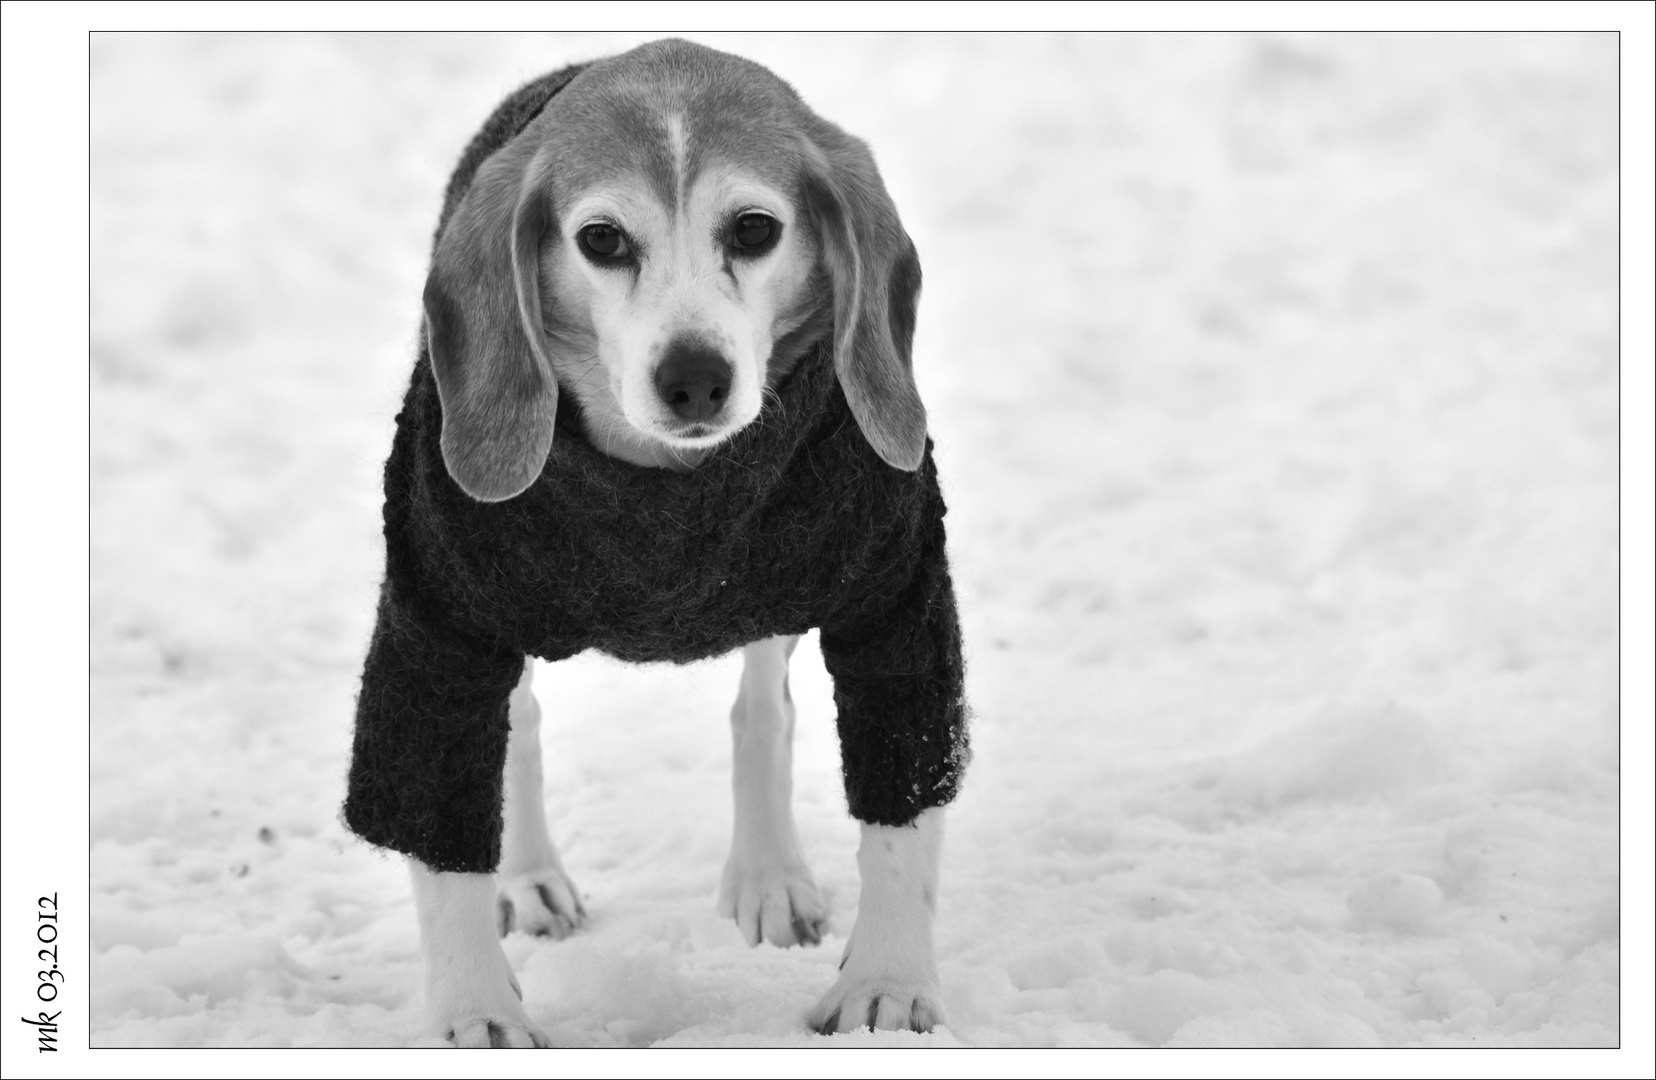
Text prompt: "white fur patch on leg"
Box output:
[[720, 636, 828, 947], [497, 664, 586, 939], [409, 860, 550, 1048], [806, 807, 947, 1035]]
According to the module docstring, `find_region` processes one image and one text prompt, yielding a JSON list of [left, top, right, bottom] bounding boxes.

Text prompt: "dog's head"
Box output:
[[423, 39, 926, 501]]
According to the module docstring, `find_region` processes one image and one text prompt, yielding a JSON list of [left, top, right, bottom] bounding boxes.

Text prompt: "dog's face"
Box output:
[[541, 140, 822, 454], [423, 40, 927, 500]]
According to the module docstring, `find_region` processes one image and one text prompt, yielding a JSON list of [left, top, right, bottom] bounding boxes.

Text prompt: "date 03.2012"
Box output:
[[22, 893, 61, 1051]]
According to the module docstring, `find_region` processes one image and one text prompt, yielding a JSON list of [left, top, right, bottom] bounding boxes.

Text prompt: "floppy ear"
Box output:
[[800, 132, 927, 471], [423, 144, 559, 502]]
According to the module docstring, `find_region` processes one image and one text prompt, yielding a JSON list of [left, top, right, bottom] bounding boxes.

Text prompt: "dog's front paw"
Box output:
[[804, 810, 947, 1035], [428, 931, 552, 1048], [411, 863, 552, 1047], [448, 1010, 552, 1049], [718, 857, 827, 948], [805, 955, 945, 1035], [496, 865, 586, 939]]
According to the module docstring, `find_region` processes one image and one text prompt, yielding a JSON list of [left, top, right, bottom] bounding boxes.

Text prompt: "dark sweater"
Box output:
[[343, 65, 969, 875]]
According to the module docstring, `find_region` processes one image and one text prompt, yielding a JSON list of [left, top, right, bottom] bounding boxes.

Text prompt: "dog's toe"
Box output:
[[448, 1017, 550, 1049], [758, 884, 820, 948], [496, 868, 586, 939], [449, 1021, 487, 1049], [491, 1020, 546, 1048], [804, 987, 865, 1036], [720, 861, 827, 948], [908, 995, 943, 1033], [875, 993, 918, 1031], [810, 1007, 840, 1037]]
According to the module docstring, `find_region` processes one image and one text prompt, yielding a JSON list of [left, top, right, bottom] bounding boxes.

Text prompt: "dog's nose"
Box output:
[[654, 342, 732, 423]]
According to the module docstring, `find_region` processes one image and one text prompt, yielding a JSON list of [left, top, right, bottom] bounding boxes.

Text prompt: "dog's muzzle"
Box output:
[[654, 340, 733, 427]]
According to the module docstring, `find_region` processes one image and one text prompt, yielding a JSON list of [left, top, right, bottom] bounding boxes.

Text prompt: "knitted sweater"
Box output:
[[343, 65, 969, 875]]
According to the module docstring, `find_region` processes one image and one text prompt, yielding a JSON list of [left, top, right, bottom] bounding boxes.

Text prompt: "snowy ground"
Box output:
[[78, 31, 1630, 1053]]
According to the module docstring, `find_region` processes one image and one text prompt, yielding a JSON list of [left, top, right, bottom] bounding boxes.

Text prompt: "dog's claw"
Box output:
[[791, 913, 824, 946]]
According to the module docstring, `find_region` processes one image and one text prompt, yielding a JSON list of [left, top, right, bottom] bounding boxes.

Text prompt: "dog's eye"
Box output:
[[579, 224, 631, 261], [731, 214, 778, 254]]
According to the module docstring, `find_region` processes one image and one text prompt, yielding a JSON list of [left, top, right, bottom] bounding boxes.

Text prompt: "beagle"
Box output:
[[345, 39, 967, 1047]]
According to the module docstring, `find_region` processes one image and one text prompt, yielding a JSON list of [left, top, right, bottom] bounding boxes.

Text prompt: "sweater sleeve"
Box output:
[[343, 579, 526, 874], [818, 484, 970, 827]]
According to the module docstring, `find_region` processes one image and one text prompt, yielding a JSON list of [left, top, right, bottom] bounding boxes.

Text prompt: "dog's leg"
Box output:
[[408, 861, 550, 1047], [719, 634, 828, 947], [805, 806, 946, 1035], [496, 661, 586, 938]]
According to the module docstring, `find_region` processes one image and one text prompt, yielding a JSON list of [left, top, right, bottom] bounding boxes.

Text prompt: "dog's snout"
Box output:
[[654, 342, 733, 423]]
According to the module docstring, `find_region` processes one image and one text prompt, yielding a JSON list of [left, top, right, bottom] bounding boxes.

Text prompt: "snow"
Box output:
[[69, 29, 1636, 1057]]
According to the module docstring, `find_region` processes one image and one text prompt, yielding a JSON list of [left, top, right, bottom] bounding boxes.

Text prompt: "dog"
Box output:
[[344, 39, 968, 1047]]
